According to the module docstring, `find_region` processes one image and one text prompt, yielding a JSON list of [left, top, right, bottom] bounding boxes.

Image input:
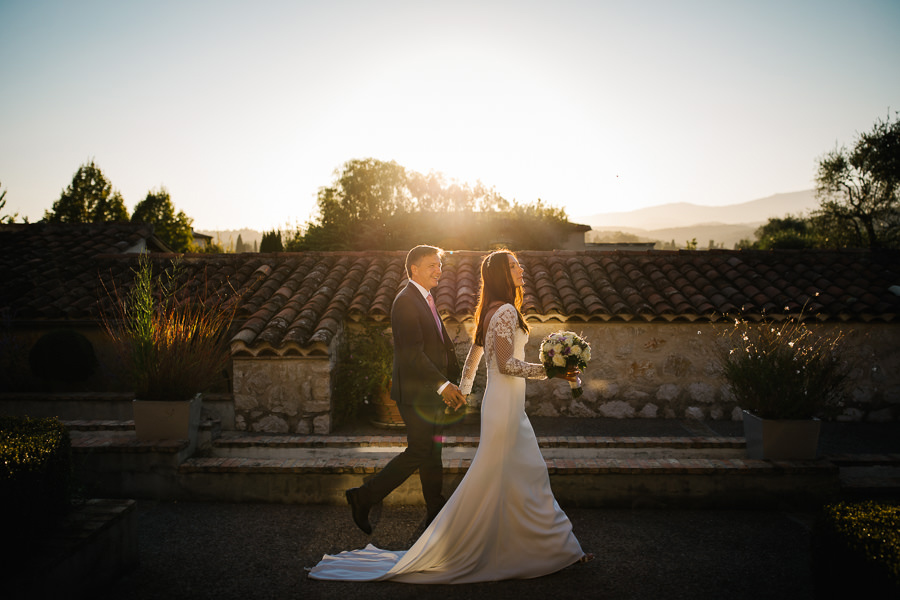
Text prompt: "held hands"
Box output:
[[441, 382, 467, 412]]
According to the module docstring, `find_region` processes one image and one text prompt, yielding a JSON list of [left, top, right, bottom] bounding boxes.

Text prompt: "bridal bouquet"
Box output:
[[539, 331, 591, 398]]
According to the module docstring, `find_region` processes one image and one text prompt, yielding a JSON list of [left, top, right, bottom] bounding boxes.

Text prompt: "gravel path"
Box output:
[[95, 417, 900, 599], [98, 501, 816, 600]]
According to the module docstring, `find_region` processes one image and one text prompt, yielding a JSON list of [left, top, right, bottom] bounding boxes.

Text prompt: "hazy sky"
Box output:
[[1, 0, 898, 231]]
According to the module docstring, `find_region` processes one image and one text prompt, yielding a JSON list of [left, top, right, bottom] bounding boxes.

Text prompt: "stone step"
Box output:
[[209, 431, 747, 460], [176, 453, 839, 509], [826, 453, 900, 466], [63, 419, 136, 431], [838, 465, 900, 500], [66, 428, 898, 508], [64, 418, 221, 433]]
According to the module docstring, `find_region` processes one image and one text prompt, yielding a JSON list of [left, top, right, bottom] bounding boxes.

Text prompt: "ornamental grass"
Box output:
[[717, 311, 850, 420], [101, 255, 238, 402]]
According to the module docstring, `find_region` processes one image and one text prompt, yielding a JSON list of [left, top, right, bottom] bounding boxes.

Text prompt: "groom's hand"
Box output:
[[441, 382, 467, 411]]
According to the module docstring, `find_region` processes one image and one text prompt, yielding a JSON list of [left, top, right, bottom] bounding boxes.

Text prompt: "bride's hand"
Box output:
[[553, 367, 580, 382]]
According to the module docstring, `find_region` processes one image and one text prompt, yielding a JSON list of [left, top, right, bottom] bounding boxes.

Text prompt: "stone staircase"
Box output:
[[62, 418, 900, 509]]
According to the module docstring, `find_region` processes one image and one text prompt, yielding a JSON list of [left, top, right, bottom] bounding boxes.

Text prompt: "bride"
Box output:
[[308, 250, 592, 583]]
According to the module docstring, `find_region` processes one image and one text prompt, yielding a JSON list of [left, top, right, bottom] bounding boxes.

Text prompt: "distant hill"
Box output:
[[198, 191, 819, 251], [578, 190, 818, 231], [578, 190, 819, 248]]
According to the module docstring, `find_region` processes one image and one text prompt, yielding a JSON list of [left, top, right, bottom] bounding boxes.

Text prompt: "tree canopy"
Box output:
[[0, 180, 19, 224], [259, 230, 284, 253], [751, 215, 817, 249], [814, 112, 900, 249], [45, 160, 129, 223], [292, 158, 571, 251], [131, 187, 195, 252]]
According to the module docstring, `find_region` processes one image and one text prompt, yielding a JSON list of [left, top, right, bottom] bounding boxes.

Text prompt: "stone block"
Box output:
[[688, 382, 714, 404], [866, 407, 894, 422], [656, 383, 679, 401], [639, 403, 659, 418], [599, 400, 635, 419], [569, 399, 596, 418], [313, 414, 331, 434], [252, 415, 289, 433], [685, 406, 704, 420]]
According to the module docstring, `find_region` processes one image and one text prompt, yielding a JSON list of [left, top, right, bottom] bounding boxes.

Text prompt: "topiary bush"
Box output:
[[811, 500, 900, 597], [0, 416, 74, 545]]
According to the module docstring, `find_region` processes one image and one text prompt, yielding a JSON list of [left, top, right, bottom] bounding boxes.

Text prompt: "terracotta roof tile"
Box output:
[[3, 226, 900, 352]]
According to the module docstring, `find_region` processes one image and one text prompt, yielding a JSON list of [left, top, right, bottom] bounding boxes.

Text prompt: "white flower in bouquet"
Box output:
[[539, 331, 591, 398]]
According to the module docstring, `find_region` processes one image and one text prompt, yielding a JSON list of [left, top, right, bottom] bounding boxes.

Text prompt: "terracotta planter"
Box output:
[[371, 387, 405, 429], [742, 410, 821, 460], [133, 394, 202, 441]]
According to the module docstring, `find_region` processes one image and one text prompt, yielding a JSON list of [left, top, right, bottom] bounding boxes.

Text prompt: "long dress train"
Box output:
[[308, 303, 585, 583]]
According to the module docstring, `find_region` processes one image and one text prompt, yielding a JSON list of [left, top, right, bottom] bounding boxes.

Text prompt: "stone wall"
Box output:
[[450, 320, 899, 423], [232, 356, 334, 434], [6, 318, 897, 433]]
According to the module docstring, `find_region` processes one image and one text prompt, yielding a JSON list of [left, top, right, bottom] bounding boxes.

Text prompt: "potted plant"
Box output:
[[333, 322, 401, 428], [101, 255, 237, 441], [716, 311, 850, 459]]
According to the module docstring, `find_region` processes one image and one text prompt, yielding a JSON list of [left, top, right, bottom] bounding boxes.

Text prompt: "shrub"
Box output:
[[331, 323, 393, 426], [716, 312, 850, 419], [0, 416, 73, 542], [812, 501, 900, 596]]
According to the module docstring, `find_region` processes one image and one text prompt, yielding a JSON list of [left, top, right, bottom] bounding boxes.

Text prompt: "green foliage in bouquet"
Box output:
[[101, 255, 238, 402], [716, 313, 850, 420]]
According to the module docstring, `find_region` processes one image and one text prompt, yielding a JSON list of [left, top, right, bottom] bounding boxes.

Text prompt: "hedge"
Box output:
[[0, 416, 73, 542], [811, 500, 900, 596]]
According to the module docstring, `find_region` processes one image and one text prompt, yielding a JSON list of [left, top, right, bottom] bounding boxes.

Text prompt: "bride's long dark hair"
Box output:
[[472, 250, 529, 346]]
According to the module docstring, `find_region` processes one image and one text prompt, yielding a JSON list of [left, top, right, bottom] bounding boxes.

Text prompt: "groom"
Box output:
[[346, 245, 466, 534]]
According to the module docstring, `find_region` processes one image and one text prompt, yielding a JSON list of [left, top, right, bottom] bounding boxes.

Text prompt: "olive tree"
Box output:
[[814, 113, 900, 249]]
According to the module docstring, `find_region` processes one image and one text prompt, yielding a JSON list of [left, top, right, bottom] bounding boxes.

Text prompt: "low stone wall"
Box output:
[[232, 356, 334, 434], [4, 319, 896, 434], [450, 320, 899, 424]]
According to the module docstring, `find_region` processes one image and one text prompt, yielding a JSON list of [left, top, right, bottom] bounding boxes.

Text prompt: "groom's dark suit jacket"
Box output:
[[390, 283, 461, 408]]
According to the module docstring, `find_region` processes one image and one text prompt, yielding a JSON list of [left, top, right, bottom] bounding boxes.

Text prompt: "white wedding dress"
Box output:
[[308, 304, 585, 583]]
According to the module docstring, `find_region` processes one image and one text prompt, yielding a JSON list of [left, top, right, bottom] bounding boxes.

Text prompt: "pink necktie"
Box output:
[[426, 294, 443, 341]]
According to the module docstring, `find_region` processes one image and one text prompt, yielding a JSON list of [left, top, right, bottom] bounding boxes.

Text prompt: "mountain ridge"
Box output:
[[574, 189, 818, 231]]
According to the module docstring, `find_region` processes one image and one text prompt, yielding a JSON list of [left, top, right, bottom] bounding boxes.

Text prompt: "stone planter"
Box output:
[[371, 387, 405, 429], [742, 410, 821, 460], [133, 394, 202, 441]]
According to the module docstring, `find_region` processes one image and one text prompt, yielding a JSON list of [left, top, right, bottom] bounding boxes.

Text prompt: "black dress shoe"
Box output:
[[345, 488, 372, 535]]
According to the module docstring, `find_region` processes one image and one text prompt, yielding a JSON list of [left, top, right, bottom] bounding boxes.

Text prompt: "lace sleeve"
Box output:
[[458, 343, 484, 395], [492, 305, 546, 380]]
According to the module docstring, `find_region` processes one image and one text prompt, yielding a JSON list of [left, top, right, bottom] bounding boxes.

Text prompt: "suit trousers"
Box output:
[[359, 401, 447, 519]]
